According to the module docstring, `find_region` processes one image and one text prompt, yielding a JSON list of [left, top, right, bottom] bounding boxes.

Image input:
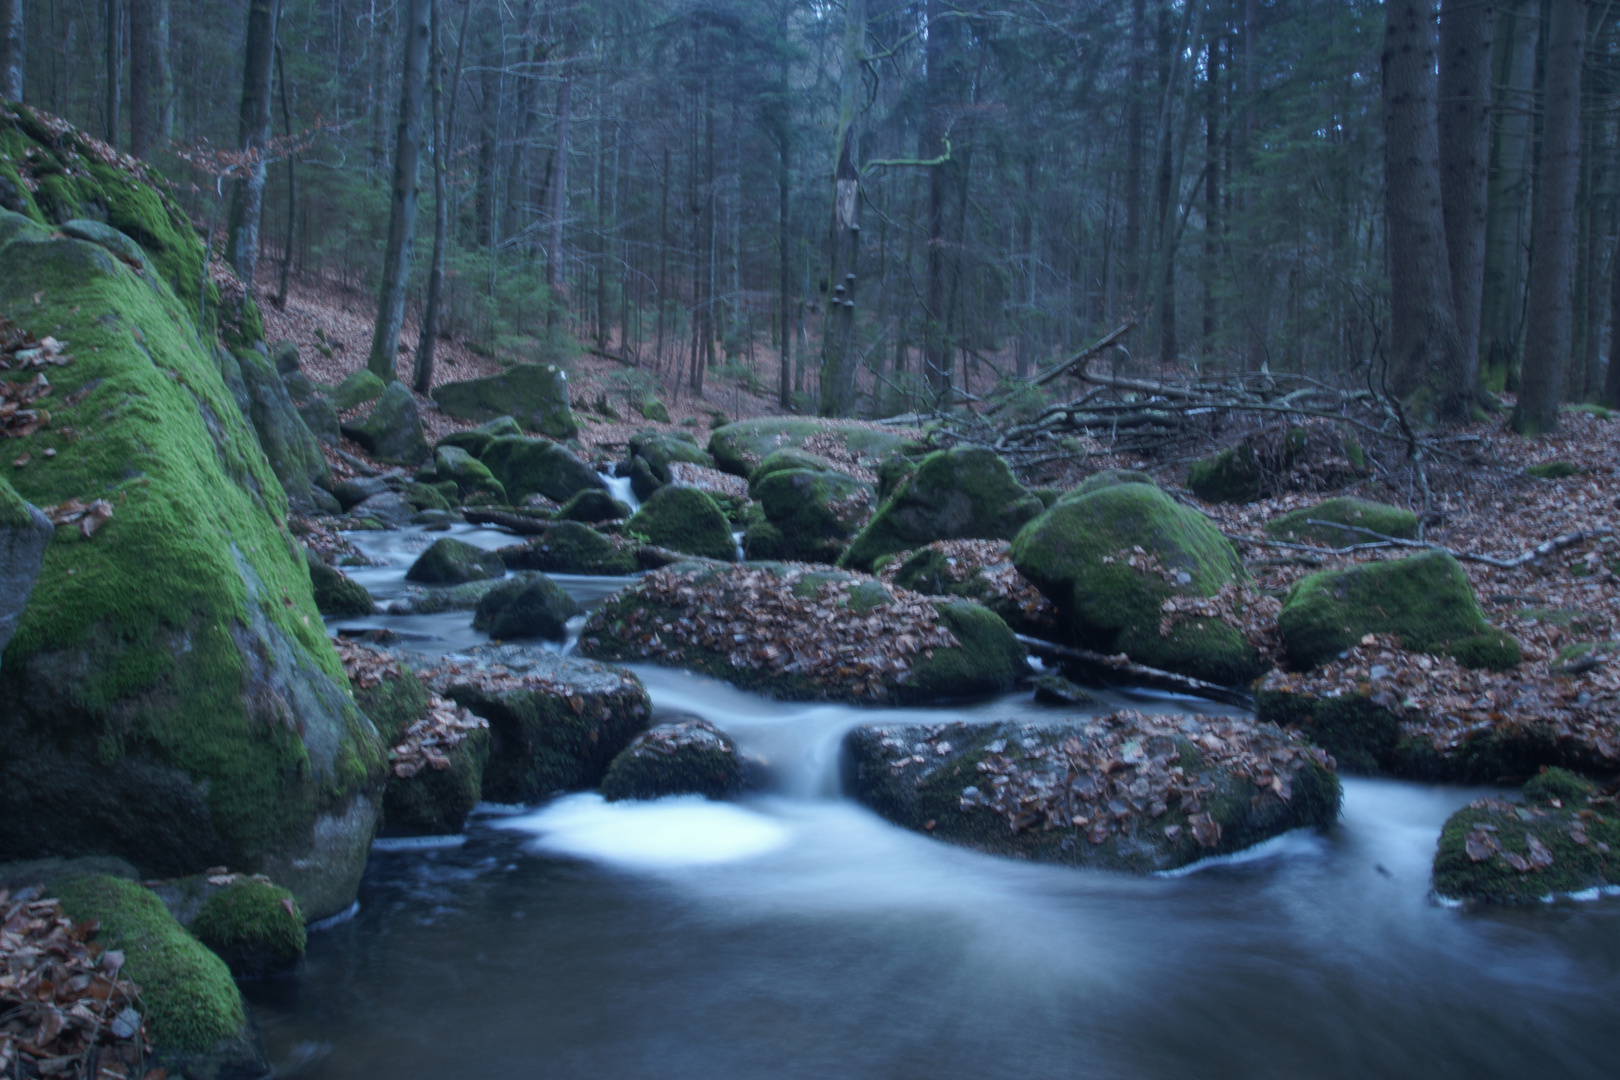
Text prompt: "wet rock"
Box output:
[[1277, 550, 1518, 670], [1032, 674, 1102, 707], [432, 362, 579, 439], [599, 719, 748, 801], [473, 572, 581, 640], [331, 368, 386, 411], [189, 877, 307, 978], [405, 536, 505, 585], [708, 417, 917, 478], [843, 712, 1340, 872], [341, 380, 431, 466], [559, 487, 631, 523], [499, 521, 641, 576], [751, 466, 874, 563], [306, 548, 376, 617], [417, 644, 652, 802], [349, 489, 415, 528], [435, 415, 524, 458], [579, 561, 1027, 704], [883, 538, 1063, 639], [386, 576, 509, 615], [0, 477, 52, 656], [1010, 482, 1263, 684], [1264, 496, 1419, 548], [840, 447, 1044, 572], [628, 430, 713, 500], [481, 435, 605, 504], [626, 485, 735, 561]]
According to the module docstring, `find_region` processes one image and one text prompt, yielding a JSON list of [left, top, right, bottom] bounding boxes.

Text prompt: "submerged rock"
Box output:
[[499, 520, 642, 576], [473, 572, 581, 640], [843, 712, 1340, 872], [599, 719, 748, 801], [432, 362, 579, 439], [626, 484, 735, 561], [405, 536, 506, 585], [0, 477, 51, 655]]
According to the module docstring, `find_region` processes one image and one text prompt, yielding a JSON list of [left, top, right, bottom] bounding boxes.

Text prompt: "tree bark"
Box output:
[[922, 0, 961, 406], [1480, 0, 1540, 391], [367, 0, 432, 381], [129, 0, 150, 158], [1202, 33, 1219, 356], [154, 0, 173, 143], [274, 41, 295, 309], [819, 0, 866, 417], [1603, 221, 1620, 407], [777, 118, 792, 408], [105, 0, 122, 146], [1382, 0, 1467, 422], [1513, 0, 1587, 435], [1437, 0, 1494, 412], [225, 0, 280, 293], [1123, 0, 1146, 313], [417, 0, 469, 393], [546, 65, 573, 330], [0, 0, 24, 102], [474, 5, 499, 250]]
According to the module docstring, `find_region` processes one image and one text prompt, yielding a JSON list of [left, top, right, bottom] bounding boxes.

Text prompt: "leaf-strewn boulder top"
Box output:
[[432, 362, 579, 440], [708, 417, 918, 478], [0, 207, 384, 921], [1010, 482, 1263, 684], [629, 429, 713, 499], [1276, 550, 1518, 670], [599, 719, 748, 802], [839, 447, 1045, 572], [579, 560, 1027, 704], [881, 538, 1063, 640], [1264, 496, 1418, 548], [843, 712, 1340, 873]]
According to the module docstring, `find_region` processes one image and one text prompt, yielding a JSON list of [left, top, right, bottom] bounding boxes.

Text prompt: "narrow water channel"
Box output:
[[247, 521, 1620, 1080]]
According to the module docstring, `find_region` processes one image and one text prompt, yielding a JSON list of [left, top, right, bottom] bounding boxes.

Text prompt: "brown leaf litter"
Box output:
[[333, 640, 488, 778]]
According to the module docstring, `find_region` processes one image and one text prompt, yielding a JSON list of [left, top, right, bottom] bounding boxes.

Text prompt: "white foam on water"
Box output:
[[600, 472, 640, 512], [371, 834, 468, 852], [499, 792, 792, 868], [1155, 827, 1331, 877], [306, 901, 360, 932]]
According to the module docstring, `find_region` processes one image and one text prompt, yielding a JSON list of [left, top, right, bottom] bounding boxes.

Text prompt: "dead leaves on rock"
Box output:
[[2, 314, 74, 444], [388, 696, 486, 779], [0, 888, 151, 1080], [667, 462, 748, 500], [42, 498, 114, 538]]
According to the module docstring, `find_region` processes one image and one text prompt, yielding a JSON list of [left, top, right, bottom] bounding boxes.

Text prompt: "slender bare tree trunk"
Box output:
[[225, 0, 280, 293], [1514, 0, 1587, 435], [1437, 0, 1494, 413], [1480, 0, 1539, 391], [777, 126, 793, 408], [1123, 0, 1145, 313], [154, 0, 172, 143], [922, 0, 960, 406], [367, 0, 432, 380], [0, 0, 25, 102], [129, 0, 150, 158], [105, 0, 122, 146], [274, 41, 295, 309], [1603, 221, 1620, 407], [546, 65, 573, 330], [417, 0, 469, 393], [818, 0, 865, 416]]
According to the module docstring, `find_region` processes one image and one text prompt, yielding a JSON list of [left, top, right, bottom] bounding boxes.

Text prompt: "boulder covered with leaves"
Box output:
[[599, 719, 749, 802], [499, 520, 642, 576], [1010, 482, 1265, 684], [432, 361, 579, 439], [843, 711, 1340, 873], [1186, 420, 1368, 504], [480, 434, 605, 505], [580, 561, 1027, 704], [708, 417, 918, 478], [626, 484, 736, 561], [881, 538, 1063, 639]]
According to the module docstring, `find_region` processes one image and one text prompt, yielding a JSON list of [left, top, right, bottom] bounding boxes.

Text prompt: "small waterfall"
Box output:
[[600, 472, 640, 513]]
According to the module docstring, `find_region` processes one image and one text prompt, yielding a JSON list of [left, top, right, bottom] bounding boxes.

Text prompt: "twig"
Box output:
[[1015, 633, 1253, 708]]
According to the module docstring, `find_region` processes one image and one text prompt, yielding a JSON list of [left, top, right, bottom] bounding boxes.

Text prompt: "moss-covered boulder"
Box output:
[[385, 576, 508, 615], [1064, 469, 1155, 501], [434, 415, 523, 457], [223, 345, 333, 511], [1186, 422, 1367, 503], [626, 485, 735, 560], [752, 467, 875, 563], [1432, 776, 1620, 905], [481, 435, 605, 504], [0, 208, 384, 921], [331, 368, 386, 411], [0, 476, 51, 655], [296, 393, 341, 445], [708, 417, 917, 478], [639, 396, 671, 423], [839, 447, 1043, 572], [1526, 461, 1579, 480], [405, 536, 505, 585], [1277, 551, 1518, 670], [559, 488, 631, 523], [1009, 483, 1262, 684], [1265, 497, 1418, 548], [498, 521, 641, 576], [340, 380, 431, 465], [425, 644, 651, 802], [306, 548, 376, 617], [432, 362, 579, 439], [383, 721, 490, 836], [747, 447, 845, 492], [580, 561, 1027, 704], [190, 877, 306, 978], [885, 539, 1063, 639], [55, 874, 265, 1073], [472, 572, 581, 640], [628, 430, 713, 500], [425, 444, 506, 502], [599, 719, 748, 801], [332, 474, 393, 511], [843, 712, 1340, 872]]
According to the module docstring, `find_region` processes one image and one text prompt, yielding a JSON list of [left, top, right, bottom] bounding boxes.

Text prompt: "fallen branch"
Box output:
[[461, 507, 553, 535], [1015, 633, 1253, 708], [1023, 318, 1138, 392], [1224, 520, 1613, 571]]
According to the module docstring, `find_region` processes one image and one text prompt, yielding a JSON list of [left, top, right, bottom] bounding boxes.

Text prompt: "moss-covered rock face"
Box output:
[[580, 561, 1027, 704], [498, 521, 641, 576], [425, 644, 651, 802], [55, 874, 262, 1070], [340, 380, 431, 466], [426, 444, 505, 502], [747, 447, 844, 492], [843, 713, 1340, 873], [227, 345, 332, 511], [0, 210, 384, 921], [1522, 766, 1596, 805], [1010, 484, 1261, 684], [599, 719, 747, 801], [0, 476, 51, 655], [434, 415, 522, 457], [839, 447, 1044, 572], [559, 488, 631, 523], [331, 368, 386, 411], [306, 548, 376, 617], [472, 572, 581, 640], [639, 396, 671, 423], [626, 485, 735, 560], [1276, 551, 1516, 670], [1265, 497, 1418, 548], [1432, 784, 1620, 904], [481, 435, 605, 504], [1066, 469, 1155, 500], [432, 362, 579, 439], [1185, 445, 1264, 504], [189, 877, 307, 978], [708, 417, 917, 478], [752, 467, 874, 563], [627, 430, 712, 499], [405, 537, 506, 585]]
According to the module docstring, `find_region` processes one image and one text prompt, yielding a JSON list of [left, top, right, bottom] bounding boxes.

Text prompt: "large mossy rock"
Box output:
[[405, 536, 505, 585], [885, 539, 1063, 639], [844, 712, 1340, 872], [626, 484, 735, 560], [599, 719, 748, 801], [0, 209, 384, 921], [1186, 421, 1367, 504], [223, 345, 332, 511], [423, 644, 652, 802], [752, 466, 875, 563], [559, 487, 631, 523], [306, 548, 376, 617], [1276, 551, 1518, 670], [189, 876, 307, 978], [434, 414, 522, 457], [341, 380, 431, 465], [628, 430, 713, 500], [472, 572, 581, 640], [331, 368, 386, 411], [580, 561, 1027, 704], [499, 520, 641, 576], [0, 477, 51, 655], [839, 447, 1043, 572], [432, 362, 579, 439], [481, 435, 605, 504], [425, 444, 506, 502], [1265, 496, 1418, 548], [708, 417, 916, 478], [1009, 483, 1262, 684]]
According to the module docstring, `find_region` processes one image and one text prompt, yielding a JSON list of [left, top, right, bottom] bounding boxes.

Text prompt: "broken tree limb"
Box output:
[[1022, 318, 1138, 393], [1224, 521, 1613, 571], [461, 507, 554, 535], [1015, 633, 1254, 708]]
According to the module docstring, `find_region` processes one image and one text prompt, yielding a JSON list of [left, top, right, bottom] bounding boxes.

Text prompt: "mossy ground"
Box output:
[[190, 878, 307, 977], [1265, 497, 1418, 547]]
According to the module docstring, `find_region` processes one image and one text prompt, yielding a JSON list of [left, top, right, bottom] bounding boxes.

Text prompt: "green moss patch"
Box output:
[[1526, 461, 1579, 480], [331, 369, 386, 411], [599, 720, 746, 801], [481, 435, 604, 504], [190, 877, 306, 978], [753, 467, 874, 563], [626, 485, 735, 560], [499, 521, 641, 576], [1265, 497, 1418, 547], [1432, 786, 1620, 904], [405, 537, 506, 584]]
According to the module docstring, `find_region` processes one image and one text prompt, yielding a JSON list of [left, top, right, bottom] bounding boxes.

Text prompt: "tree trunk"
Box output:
[[502, 0, 538, 248], [1437, 0, 1494, 412], [818, 0, 866, 417], [154, 0, 173, 143], [1123, 0, 1146, 313], [922, 0, 960, 406], [1382, 0, 1467, 421], [777, 122, 792, 408], [274, 41, 295, 309], [474, 6, 499, 250], [1514, 0, 1587, 435], [367, 0, 432, 381], [105, 0, 121, 146], [129, 0, 150, 158], [546, 66, 573, 330], [1603, 220, 1620, 406], [225, 0, 280, 293], [1202, 33, 1219, 356], [1480, 0, 1540, 391], [1, 0, 24, 102], [415, 0, 450, 394]]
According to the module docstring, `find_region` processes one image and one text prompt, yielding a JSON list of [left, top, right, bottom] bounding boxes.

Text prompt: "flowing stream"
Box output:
[[245, 520, 1620, 1079]]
